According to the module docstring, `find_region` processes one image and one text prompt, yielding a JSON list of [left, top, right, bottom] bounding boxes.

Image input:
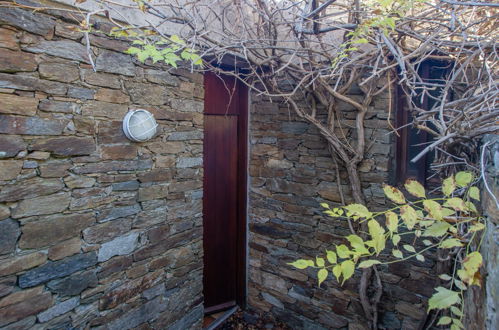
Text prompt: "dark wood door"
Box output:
[[203, 72, 247, 313]]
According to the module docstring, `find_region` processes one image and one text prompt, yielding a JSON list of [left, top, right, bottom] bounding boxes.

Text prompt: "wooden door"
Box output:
[[203, 72, 248, 313]]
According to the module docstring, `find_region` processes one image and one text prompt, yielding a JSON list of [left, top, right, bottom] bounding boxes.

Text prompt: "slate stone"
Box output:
[[25, 40, 90, 63], [18, 252, 97, 288], [72, 159, 152, 174], [176, 157, 202, 168], [0, 292, 53, 327], [11, 192, 71, 219], [170, 98, 203, 113], [23, 160, 38, 169], [0, 276, 16, 298], [124, 81, 168, 105], [31, 137, 96, 156], [0, 73, 68, 95], [67, 86, 95, 100], [137, 169, 174, 183], [0, 160, 23, 180], [112, 180, 139, 191], [83, 218, 131, 244], [37, 296, 80, 323], [39, 62, 79, 83], [47, 271, 98, 297], [0, 205, 9, 220], [0, 135, 26, 158], [167, 130, 203, 141], [0, 115, 67, 135], [0, 7, 55, 37], [81, 69, 121, 89], [97, 232, 139, 262], [144, 69, 179, 86], [81, 100, 128, 120], [168, 304, 203, 330], [0, 252, 47, 277], [98, 204, 141, 222], [95, 50, 135, 76], [0, 177, 64, 202], [0, 48, 37, 72], [107, 296, 167, 330], [19, 212, 95, 249], [0, 219, 20, 255], [282, 121, 309, 134]]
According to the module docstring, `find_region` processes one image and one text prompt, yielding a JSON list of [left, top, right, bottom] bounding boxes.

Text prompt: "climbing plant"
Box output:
[[289, 172, 485, 329]]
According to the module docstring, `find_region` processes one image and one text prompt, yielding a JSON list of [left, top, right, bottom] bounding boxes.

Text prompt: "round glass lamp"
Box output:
[[122, 109, 158, 142]]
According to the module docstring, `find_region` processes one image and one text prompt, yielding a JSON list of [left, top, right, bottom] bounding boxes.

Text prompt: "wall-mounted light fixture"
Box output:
[[122, 109, 158, 142]]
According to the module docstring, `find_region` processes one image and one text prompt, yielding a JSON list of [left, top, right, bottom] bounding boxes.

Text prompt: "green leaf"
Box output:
[[383, 184, 406, 204], [469, 223, 485, 233], [288, 259, 313, 269], [423, 239, 432, 246], [385, 211, 398, 233], [126, 46, 142, 55], [368, 220, 386, 255], [316, 257, 325, 267], [341, 260, 355, 284], [439, 238, 462, 249], [423, 221, 450, 237], [326, 250, 337, 264], [320, 203, 330, 209], [403, 244, 415, 253], [441, 207, 456, 217], [404, 180, 426, 198], [439, 274, 452, 281], [400, 205, 418, 230], [392, 249, 403, 258], [169, 34, 185, 45], [344, 204, 372, 219], [445, 197, 468, 212], [468, 186, 480, 200], [442, 176, 456, 196], [318, 268, 328, 287], [450, 306, 463, 317], [428, 287, 461, 311], [455, 171, 473, 187], [453, 318, 464, 329], [437, 316, 452, 326], [336, 244, 351, 259], [352, 38, 369, 44], [332, 264, 342, 282], [358, 260, 381, 268], [416, 254, 425, 262], [454, 279, 467, 290], [347, 235, 370, 254], [392, 234, 401, 245], [423, 200, 443, 220]]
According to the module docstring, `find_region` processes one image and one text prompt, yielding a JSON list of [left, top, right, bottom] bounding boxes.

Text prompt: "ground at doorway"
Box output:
[[219, 310, 290, 329]]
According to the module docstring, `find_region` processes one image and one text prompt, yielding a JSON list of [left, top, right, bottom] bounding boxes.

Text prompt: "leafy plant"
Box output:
[[110, 27, 202, 67], [289, 171, 485, 329]]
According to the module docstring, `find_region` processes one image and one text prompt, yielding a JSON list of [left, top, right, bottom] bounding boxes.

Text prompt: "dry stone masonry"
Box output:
[[247, 94, 440, 329], [0, 5, 204, 329]]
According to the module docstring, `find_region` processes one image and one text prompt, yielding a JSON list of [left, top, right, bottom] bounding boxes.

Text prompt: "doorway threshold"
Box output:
[[203, 306, 238, 330]]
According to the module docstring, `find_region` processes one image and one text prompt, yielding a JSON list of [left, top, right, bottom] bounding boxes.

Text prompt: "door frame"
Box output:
[[203, 71, 249, 312]]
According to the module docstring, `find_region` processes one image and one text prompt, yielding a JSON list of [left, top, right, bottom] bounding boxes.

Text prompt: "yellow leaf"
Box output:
[[385, 211, 398, 233], [358, 260, 381, 268], [347, 235, 369, 254], [326, 250, 337, 264], [444, 198, 468, 212], [344, 204, 372, 219], [316, 257, 325, 267], [288, 259, 313, 269], [468, 186, 480, 201], [318, 268, 328, 287], [336, 244, 351, 259], [332, 264, 341, 282], [423, 200, 443, 220], [400, 205, 417, 230], [392, 234, 401, 245], [404, 179, 426, 198], [423, 221, 450, 237], [341, 260, 355, 284], [368, 220, 386, 255], [403, 244, 415, 253], [439, 238, 462, 249], [455, 171, 473, 187], [383, 184, 406, 204], [469, 223, 485, 233], [442, 176, 456, 196]]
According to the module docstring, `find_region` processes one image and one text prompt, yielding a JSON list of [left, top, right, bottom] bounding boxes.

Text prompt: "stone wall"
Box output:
[[247, 93, 440, 329], [0, 6, 204, 329]]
